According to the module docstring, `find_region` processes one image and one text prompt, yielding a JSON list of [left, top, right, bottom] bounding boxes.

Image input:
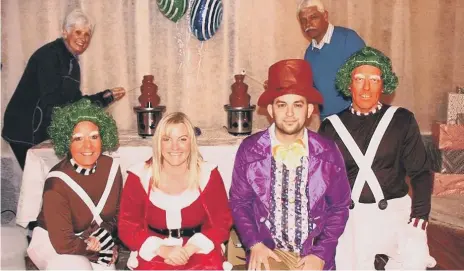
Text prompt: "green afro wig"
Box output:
[[335, 46, 398, 97], [48, 99, 119, 157]]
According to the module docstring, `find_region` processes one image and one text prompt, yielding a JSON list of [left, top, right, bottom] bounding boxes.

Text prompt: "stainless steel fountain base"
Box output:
[[133, 106, 166, 137], [224, 105, 256, 136]]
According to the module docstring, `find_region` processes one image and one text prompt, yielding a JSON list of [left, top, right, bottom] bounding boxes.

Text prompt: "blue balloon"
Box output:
[[190, 0, 223, 41]]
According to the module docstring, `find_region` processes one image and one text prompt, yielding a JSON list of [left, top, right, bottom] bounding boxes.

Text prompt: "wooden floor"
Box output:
[[428, 223, 464, 270], [427, 194, 464, 270]]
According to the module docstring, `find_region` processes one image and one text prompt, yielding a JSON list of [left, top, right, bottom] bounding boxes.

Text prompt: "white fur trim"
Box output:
[[126, 162, 152, 192], [138, 236, 163, 261], [129, 162, 219, 244], [147, 162, 218, 228], [223, 261, 233, 271], [427, 256, 437, 268], [199, 162, 217, 191], [186, 233, 214, 254], [149, 189, 199, 228], [161, 236, 183, 246], [127, 251, 139, 270]]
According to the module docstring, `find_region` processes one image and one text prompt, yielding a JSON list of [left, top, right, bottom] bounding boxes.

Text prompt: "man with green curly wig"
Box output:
[[319, 46, 436, 270], [27, 99, 123, 270]]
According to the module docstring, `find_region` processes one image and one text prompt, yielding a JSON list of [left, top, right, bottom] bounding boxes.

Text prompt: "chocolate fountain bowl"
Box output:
[[224, 105, 256, 136], [133, 106, 166, 137]]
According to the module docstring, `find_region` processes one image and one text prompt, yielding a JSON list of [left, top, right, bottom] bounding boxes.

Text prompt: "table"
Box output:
[[16, 128, 252, 228]]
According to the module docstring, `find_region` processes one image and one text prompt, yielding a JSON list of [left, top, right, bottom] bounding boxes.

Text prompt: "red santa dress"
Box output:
[[118, 160, 233, 270]]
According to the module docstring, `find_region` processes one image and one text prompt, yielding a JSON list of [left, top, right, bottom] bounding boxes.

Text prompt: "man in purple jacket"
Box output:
[[229, 59, 351, 270]]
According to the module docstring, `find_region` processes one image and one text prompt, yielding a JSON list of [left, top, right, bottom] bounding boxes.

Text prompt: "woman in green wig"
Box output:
[[27, 99, 123, 270]]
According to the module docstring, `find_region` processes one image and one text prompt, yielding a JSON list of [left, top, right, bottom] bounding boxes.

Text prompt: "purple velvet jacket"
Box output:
[[229, 128, 351, 270]]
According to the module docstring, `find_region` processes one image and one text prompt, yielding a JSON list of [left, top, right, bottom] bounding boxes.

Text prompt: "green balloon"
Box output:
[[157, 0, 188, 23]]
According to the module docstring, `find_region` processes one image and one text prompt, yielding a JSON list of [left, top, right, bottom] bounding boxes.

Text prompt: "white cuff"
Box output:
[[186, 233, 214, 254], [127, 251, 139, 270], [139, 236, 163, 261]]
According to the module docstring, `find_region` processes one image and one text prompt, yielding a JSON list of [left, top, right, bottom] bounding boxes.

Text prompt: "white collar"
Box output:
[[350, 102, 383, 116], [311, 23, 334, 50], [70, 158, 97, 175], [269, 123, 308, 152]]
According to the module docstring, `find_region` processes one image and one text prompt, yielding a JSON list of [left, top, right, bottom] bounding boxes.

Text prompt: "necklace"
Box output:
[[350, 102, 382, 116]]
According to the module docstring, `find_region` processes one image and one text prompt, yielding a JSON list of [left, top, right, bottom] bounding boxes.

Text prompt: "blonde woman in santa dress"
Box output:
[[118, 112, 233, 270]]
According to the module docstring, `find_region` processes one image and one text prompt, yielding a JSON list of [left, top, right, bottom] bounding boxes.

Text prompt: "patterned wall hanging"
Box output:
[[157, 0, 188, 23], [190, 0, 223, 41]]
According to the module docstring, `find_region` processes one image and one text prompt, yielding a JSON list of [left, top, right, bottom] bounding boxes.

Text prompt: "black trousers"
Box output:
[[9, 142, 31, 170]]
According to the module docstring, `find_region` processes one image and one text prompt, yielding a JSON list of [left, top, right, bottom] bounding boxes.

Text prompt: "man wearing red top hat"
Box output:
[[229, 59, 351, 270]]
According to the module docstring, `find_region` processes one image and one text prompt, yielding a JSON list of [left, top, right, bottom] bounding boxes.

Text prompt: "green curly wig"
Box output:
[[48, 99, 119, 157], [335, 46, 398, 97]]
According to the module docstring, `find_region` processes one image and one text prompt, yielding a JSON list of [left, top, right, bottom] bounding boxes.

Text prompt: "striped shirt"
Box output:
[[268, 124, 311, 253]]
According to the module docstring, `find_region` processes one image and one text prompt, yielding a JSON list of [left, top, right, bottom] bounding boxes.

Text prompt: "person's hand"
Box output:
[[109, 245, 119, 265], [164, 246, 190, 266], [183, 243, 200, 257], [249, 243, 281, 271], [85, 236, 101, 252], [296, 254, 325, 270], [157, 245, 176, 259], [111, 87, 126, 101], [81, 221, 99, 240]]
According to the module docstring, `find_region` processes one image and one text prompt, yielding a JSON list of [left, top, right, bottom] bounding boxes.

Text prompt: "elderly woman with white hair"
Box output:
[[2, 8, 125, 170]]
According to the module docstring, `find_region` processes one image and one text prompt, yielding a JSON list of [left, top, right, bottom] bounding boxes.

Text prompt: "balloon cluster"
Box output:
[[157, 0, 223, 41]]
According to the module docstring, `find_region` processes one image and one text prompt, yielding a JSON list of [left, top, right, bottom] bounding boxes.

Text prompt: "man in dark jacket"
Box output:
[[2, 9, 125, 169]]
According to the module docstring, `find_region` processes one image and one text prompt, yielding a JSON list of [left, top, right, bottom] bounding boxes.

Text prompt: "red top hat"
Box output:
[[257, 59, 323, 106]]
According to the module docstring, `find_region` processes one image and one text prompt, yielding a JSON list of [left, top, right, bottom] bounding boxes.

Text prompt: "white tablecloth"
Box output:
[[16, 129, 248, 228]]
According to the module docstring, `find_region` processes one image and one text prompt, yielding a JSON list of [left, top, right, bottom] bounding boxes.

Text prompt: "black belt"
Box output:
[[148, 225, 202, 238]]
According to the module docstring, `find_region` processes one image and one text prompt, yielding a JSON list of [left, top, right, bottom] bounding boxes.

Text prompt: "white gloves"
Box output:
[[403, 218, 436, 269]]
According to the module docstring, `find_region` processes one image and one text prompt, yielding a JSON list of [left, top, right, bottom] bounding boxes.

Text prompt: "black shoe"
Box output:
[[374, 254, 389, 270], [27, 221, 38, 230]]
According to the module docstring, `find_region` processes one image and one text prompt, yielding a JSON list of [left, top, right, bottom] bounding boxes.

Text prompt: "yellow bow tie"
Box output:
[[272, 139, 306, 169]]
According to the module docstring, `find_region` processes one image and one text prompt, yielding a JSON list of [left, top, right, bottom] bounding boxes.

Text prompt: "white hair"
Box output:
[[62, 9, 94, 34], [297, 0, 325, 14]]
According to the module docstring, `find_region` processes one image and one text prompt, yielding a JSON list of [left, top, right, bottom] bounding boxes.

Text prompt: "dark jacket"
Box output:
[[2, 38, 113, 145]]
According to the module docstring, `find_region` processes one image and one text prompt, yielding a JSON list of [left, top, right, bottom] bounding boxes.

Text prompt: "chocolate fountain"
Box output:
[[224, 74, 256, 135], [133, 75, 166, 137]]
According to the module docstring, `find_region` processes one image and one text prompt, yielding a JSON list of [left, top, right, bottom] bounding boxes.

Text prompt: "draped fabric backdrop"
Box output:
[[1, 0, 464, 156]]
